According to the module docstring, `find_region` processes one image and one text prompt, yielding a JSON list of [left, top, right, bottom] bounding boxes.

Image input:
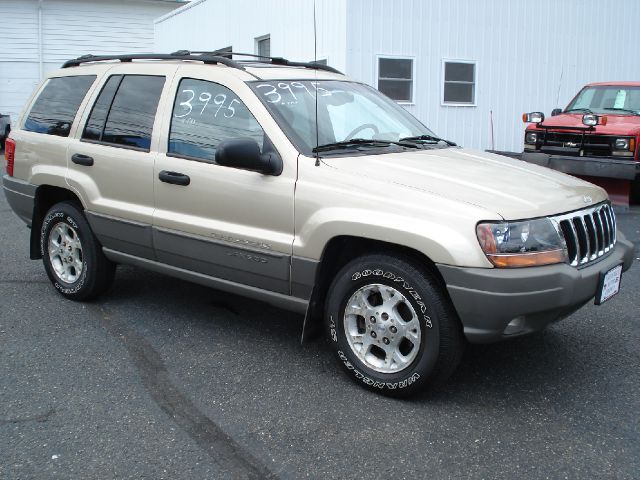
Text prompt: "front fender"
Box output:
[[294, 207, 492, 268]]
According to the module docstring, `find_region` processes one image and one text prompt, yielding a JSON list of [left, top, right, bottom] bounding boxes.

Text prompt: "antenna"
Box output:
[[313, 0, 320, 167]]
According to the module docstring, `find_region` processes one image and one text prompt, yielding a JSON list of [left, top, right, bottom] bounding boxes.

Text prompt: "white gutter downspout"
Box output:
[[38, 0, 44, 81]]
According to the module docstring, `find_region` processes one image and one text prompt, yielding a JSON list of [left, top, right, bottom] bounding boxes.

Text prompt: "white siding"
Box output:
[[0, 0, 181, 121], [154, 0, 347, 71], [346, 0, 640, 152]]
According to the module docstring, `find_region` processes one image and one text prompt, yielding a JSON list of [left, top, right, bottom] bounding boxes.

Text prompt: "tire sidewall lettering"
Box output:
[[349, 268, 433, 329], [337, 350, 420, 390]]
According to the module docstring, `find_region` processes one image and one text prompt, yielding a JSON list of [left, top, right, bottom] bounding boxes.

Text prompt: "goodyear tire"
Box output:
[[325, 254, 465, 397], [41, 202, 115, 300]]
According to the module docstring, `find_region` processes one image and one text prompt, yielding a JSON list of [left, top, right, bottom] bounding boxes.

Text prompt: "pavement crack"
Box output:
[[0, 408, 56, 425], [90, 304, 276, 480]]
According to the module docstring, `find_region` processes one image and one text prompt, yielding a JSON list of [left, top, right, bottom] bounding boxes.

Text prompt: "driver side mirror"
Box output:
[[215, 137, 282, 176], [551, 108, 563, 117]]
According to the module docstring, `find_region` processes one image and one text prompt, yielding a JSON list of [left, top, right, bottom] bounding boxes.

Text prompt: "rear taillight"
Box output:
[[4, 138, 15, 177]]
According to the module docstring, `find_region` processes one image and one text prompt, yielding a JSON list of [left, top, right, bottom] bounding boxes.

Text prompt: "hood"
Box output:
[[321, 148, 608, 219], [529, 113, 640, 135]]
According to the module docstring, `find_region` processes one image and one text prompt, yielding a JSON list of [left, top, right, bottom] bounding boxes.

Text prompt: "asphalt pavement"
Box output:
[[1, 185, 639, 479]]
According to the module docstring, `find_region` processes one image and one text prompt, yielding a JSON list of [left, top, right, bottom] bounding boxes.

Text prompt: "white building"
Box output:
[[0, 0, 185, 121], [155, 0, 640, 152]]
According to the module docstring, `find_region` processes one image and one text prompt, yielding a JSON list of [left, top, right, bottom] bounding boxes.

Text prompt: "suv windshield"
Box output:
[[566, 85, 640, 115], [249, 80, 442, 156]]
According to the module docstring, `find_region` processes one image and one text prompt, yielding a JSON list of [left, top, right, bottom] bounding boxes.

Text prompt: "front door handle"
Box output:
[[71, 153, 94, 166], [159, 170, 190, 186]]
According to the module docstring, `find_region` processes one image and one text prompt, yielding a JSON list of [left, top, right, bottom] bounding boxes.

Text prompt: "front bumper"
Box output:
[[521, 152, 640, 180], [437, 234, 634, 343], [2, 174, 36, 225]]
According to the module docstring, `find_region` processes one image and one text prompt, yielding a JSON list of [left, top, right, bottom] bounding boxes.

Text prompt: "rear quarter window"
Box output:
[[24, 75, 96, 137]]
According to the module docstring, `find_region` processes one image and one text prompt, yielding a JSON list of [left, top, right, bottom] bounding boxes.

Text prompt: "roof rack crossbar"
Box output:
[[189, 50, 343, 74], [61, 53, 245, 70]]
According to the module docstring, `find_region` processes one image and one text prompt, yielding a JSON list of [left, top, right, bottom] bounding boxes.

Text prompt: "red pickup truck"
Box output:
[[522, 82, 640, 205]]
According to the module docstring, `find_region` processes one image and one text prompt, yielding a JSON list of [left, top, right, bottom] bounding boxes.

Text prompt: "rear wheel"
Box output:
[[325, 254, 465, 397], [41, 202, 115, 300]]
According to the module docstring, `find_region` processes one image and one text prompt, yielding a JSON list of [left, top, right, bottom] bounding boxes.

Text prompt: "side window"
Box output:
[[82, 75, 165, 151], [169, 78, 265, 162], [82, 75, 122, 141], [24, 75, 96, 137]]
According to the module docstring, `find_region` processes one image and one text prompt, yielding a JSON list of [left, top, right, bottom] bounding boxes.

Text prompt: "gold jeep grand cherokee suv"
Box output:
[[2, 52, 634, 396]]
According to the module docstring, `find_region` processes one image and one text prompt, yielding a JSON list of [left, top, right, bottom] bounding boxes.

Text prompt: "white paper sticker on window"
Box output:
[[614, 90, 627, 109]]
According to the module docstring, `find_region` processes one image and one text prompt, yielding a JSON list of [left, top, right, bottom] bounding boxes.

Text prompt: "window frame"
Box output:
[[80, 74, 166, 153], [166, 77, 268, 165], [441, 59, 477, 107], [375, 54, 415, 105], [255, 34, 271, 58]]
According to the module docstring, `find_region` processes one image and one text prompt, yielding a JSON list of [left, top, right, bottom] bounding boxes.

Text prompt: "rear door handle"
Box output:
[[71, 153, 94, 166], [159, 170, 190, 186]]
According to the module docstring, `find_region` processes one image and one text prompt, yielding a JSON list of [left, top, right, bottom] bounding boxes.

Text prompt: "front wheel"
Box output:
[[325, 254, 465, 397], [41, 201, 115, 300]]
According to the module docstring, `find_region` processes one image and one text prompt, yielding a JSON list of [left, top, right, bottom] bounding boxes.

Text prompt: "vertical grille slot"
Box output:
[[572, 217, 589, 262], [554, 203, 616, 267], [583, 215, 597, 260], [560, 220, 578, 265], [599, 209, 610, 249], [592, 211, 604, 254]]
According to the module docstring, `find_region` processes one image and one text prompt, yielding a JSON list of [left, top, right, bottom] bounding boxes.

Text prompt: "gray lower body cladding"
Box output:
[[2, 174, 36, 225], [85, 211, 318, 305], [437, 234, 634, 343]]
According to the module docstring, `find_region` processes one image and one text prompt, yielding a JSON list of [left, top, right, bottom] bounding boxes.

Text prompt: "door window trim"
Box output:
[[80, 74, 166, 152]]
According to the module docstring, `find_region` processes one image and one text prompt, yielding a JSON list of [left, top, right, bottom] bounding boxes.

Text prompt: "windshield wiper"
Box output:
[[603, 107, 640, 116], [312, 138, 419, 153], [565, 108, 593, 113], [399, 134, 457, 146]]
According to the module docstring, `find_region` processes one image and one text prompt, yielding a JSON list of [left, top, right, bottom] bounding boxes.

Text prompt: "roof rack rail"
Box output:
[[189, 50, 343, 75], [61, 52, 245, 70]]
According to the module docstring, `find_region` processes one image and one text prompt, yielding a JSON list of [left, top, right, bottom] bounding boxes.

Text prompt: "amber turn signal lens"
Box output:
[[487, 249, 568, 268], [476, 224, 497, 254]]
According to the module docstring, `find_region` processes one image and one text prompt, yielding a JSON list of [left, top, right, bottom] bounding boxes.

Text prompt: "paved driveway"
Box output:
[[1, 187, 639, 479]]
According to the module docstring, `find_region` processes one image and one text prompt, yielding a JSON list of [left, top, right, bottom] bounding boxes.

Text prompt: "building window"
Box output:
[[442, 60, 476, 105], [377, 57, 413, 103], [216, 46, 232, 59], [256, 35, 270, 58]]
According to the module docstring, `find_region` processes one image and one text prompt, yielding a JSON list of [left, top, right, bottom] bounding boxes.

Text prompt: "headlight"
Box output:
[[614, 138, 630, 150], [525, 131, 538, 144], [476, 218, 568, 268], [582, 114, 607, 126], [522, 112, 545, 124], [616, 138, 629, 150]]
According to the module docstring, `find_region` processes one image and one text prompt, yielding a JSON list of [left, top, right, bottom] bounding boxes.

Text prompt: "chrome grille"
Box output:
[[554, 203, 616, 267]]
